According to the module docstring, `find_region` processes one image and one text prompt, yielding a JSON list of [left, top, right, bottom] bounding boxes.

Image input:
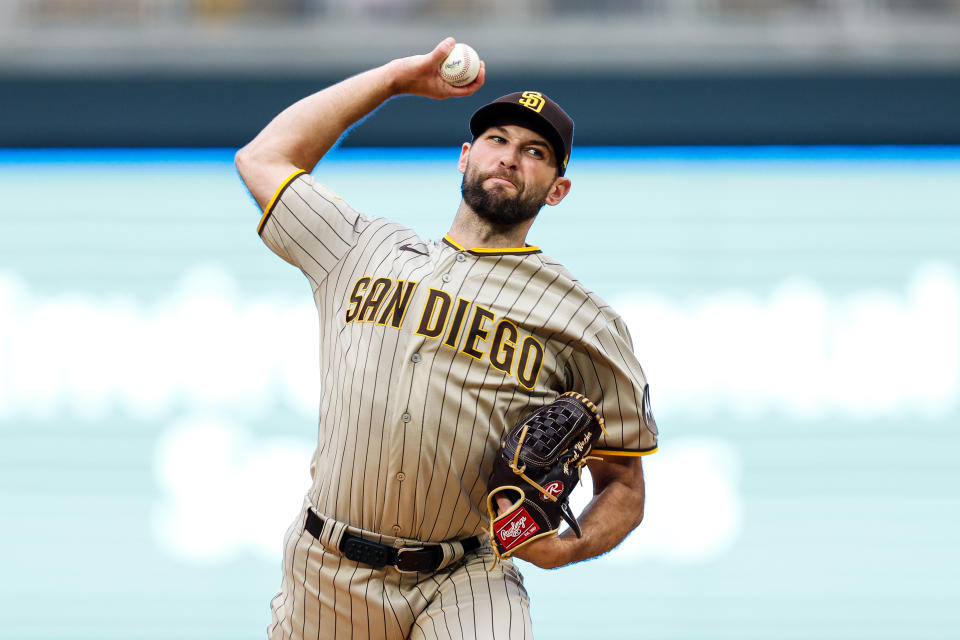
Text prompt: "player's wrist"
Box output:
[[513, 534, 575, 570], [383, 53, 437, 97], [382, 59, 410, 96]]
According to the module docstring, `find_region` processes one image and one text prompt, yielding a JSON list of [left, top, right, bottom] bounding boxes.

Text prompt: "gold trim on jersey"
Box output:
[[591, 447, 658, 457], [257, 168, 307, 234], [443, 235, 541, 256]]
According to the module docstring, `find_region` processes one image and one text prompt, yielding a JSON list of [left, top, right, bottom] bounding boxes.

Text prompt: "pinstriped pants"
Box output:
[[268, 505, 533, 640]]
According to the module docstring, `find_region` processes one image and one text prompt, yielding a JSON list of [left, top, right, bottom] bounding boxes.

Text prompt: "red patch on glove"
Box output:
[[494, 506, 541, 550]]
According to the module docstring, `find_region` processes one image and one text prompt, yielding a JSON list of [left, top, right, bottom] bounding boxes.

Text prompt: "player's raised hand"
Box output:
[[389, 37, 486, 99]]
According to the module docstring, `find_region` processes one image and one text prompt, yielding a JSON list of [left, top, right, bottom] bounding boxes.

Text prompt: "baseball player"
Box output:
[[235, 38, 658, 640]]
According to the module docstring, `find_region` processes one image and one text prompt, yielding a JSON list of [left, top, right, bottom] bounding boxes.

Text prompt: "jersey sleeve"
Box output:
[[256, 169, 371, 289], [568, 314, 659, 457]]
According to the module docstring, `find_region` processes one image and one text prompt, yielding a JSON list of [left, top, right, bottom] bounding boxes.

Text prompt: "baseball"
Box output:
[[440, 43, 481, 87]]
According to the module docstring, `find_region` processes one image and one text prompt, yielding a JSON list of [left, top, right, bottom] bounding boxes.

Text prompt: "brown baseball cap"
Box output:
[[469, 91, 574, 175]]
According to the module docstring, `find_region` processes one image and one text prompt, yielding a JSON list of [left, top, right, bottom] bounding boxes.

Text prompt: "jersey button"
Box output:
[[392, 525, 402, 534], [410, 353, 421, 363], [456, 254, 467, 262], [401, 412, 411, 423], [396, 472, 406, 481], [441, 274, 451, 283]]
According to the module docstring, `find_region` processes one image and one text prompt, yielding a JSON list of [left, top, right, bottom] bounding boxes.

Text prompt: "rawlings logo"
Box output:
[[501, 517, 528, 540], [541, 481, 564, 501], [495, 506, 541, 550]]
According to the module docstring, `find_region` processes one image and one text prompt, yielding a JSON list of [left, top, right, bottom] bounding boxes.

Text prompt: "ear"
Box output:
[[544, 176, 572, 206], [457, 142, 471, 174]]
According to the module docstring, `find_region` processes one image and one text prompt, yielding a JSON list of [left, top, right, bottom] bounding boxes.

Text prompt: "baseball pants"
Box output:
[[268, 504, 533, 640]]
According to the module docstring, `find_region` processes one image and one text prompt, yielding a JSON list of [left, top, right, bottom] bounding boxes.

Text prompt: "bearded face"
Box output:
[[460, 157, 554, 229]]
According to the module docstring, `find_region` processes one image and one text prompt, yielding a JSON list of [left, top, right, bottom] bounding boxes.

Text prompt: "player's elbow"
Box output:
[[234, 139, 277, 182], [235, 143, 300, 211], [632, 501, 645, 529], [234, 143, 257, 182], [628, 458, 646, 528], [625, 489, 644, 530], [605, 458, 646, 529], [624, 477, 645, 530]]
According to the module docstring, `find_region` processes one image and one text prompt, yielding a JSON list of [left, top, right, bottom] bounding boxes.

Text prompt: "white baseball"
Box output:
[[440, 43, 481, 87]]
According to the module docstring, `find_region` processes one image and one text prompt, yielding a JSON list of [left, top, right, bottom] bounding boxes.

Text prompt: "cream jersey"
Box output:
[[258, 169, 658, 544]]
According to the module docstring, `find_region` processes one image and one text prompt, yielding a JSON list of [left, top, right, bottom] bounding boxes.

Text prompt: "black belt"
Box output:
[[305, 509, 482, 573]]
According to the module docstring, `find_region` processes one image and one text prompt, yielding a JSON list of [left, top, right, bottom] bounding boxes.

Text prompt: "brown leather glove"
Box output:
[[486, 392, 607, 563]]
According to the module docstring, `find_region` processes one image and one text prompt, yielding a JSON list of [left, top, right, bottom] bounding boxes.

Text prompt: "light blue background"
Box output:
[[1, 147, 958, 639]]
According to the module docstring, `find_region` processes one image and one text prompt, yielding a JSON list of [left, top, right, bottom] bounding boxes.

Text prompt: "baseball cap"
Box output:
[[469, 91, 574, 176]]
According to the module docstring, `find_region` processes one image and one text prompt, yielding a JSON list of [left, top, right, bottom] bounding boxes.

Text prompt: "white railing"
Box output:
[[1, 0, 958, 74]]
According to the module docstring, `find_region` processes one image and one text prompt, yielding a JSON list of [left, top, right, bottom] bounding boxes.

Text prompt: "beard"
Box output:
[[460, 167, 551, 229]]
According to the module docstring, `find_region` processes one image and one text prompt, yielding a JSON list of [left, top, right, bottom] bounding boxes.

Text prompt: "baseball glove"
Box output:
[[486, 391, 607, 565]]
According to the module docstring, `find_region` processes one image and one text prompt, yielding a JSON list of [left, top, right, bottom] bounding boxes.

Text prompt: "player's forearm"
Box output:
[[235, 40, 482, 210], [237, 63, 401, 174], [510, 457, 645, 569], [557, 468, 645, 565]]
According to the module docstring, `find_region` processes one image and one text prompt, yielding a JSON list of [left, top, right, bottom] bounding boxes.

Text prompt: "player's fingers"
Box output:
[[431, 36, 456, 63], [464, 61, 486, 94]]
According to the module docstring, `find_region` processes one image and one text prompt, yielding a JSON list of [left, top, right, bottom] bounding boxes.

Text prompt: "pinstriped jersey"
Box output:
[[258, 169, 658, 543]]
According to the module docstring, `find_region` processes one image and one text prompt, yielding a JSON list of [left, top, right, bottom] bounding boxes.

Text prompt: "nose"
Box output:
[[497, 144, 520, 170]]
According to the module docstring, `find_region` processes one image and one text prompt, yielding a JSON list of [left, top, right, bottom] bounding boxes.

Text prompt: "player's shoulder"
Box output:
[[529, 251, 625, 328], [262, 170, 353, 223], [282, 171, 418, 236]]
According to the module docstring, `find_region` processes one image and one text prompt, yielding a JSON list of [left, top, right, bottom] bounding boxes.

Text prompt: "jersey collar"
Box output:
[[442, 234, 542, 256]]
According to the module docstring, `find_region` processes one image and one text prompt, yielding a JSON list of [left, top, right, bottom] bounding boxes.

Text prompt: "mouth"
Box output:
[[485, 175, 518, 190]]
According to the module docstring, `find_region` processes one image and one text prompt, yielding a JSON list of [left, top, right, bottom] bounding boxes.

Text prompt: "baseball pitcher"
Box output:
[[235, 37, 658, 640]]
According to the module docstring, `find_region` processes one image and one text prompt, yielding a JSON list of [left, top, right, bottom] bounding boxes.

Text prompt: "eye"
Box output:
[[526, 147, 545, 159], [489, 135, 506, 144]]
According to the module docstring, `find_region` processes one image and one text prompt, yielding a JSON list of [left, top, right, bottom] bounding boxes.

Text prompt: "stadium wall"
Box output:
[[3, 69, 960, 147]]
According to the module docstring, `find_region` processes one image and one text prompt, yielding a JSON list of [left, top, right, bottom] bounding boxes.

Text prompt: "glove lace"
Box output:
[[509, 424, 560, 503]]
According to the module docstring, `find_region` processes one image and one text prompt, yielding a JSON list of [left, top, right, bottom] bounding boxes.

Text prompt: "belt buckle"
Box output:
[[394, 546, 427, 573]]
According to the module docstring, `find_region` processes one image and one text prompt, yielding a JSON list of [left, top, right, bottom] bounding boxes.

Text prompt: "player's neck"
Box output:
[[448, 202, 535, 250]]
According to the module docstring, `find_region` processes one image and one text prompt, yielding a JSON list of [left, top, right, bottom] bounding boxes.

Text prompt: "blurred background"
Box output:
[[1, 2, 959, 640]]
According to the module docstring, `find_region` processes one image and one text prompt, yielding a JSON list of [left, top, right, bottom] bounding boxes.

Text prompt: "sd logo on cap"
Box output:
[[518, 91, 546, 113]]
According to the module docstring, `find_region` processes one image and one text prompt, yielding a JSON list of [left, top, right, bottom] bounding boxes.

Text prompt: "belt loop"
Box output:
[[305, 508, 349, 552], [437, 540, 463, 570], [325, 520, 350, 550], [434, 536, 486, 572]]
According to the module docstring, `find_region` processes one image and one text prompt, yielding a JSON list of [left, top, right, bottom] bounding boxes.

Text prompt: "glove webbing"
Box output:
[[509, 424, 560, 503]]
